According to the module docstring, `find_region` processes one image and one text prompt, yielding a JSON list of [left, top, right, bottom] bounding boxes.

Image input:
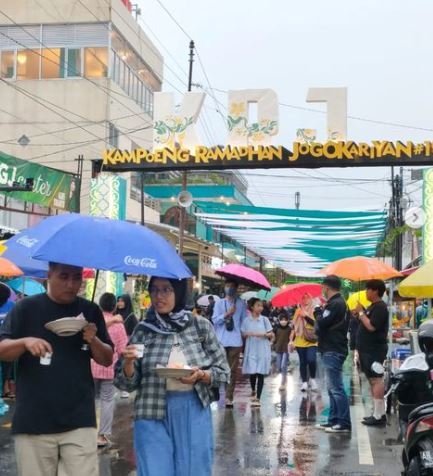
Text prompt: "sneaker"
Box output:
[[120, 391, 129, 399], [325, 424, 351, 433], [315, 423, 333, 430], [225, 399, 234, 408], [309, 379, 318, 391], [301, 382, 308, 392], [362, 415, 386, 427]]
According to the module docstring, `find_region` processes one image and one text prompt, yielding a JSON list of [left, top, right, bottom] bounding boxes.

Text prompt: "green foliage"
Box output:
[[377, 224, 421, 256]]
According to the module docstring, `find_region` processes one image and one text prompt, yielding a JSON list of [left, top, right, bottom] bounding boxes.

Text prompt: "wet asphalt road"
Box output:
[[0, 355, 405, 476]]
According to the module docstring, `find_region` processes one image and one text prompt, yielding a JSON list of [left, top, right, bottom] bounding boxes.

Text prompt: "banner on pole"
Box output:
[[0, 152, 79, 211]]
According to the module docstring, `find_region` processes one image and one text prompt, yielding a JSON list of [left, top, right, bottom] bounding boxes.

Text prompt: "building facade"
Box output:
[[0, 0, 162, 225]]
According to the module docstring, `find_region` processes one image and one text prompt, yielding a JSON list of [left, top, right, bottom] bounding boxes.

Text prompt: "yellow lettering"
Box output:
[[323, 141, 340, 159], [381, 142, 396, 157], [373, 141, 386, 157], [103, 149, 116, 165], [358, 143, 370, 157], [395, 141, 412, 158], [195, 146, 209, 163], [310, 144, 322, 158]]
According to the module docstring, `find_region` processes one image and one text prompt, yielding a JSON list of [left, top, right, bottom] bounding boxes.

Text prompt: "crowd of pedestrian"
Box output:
[[0, 264, 394, 476]]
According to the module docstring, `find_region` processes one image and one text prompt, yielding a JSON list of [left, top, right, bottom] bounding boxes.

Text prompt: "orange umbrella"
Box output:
[[320, 256, 401, 281], [0, 257, 24, 277]]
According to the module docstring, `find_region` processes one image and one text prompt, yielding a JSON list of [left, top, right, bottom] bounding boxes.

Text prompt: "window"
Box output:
[[41, 48, 63, 79], [84, 47, 108, 78], [108, 122, 119, 148], [66, 48, 81, 77], [16, 49, 40, 80], [1, 50, 14, 78]]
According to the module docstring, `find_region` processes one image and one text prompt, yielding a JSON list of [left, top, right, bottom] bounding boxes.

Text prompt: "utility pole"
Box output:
[[178, 40, 194, 256], [390, 166, 404, 270], [75, 154, 84, 213], [140, 172, 145, 226]]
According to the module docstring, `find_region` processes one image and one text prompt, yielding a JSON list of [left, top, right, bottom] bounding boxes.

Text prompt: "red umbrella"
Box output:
[[83, 268, 96, 279], [215, 264, 271, 291], [271, 282, 322, 307]]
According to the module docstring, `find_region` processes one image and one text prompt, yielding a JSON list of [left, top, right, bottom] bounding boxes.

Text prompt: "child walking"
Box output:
[[241, 298, 274, 407], [274, 312, 292, 391]]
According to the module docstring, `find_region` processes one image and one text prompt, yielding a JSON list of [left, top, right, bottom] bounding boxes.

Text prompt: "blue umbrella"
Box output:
[[1, 240, 48, 278], [7, 213, 192, 279], [8, 277, 46, 296]]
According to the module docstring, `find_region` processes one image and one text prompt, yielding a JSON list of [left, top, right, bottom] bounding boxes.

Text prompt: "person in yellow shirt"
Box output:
[[289, 293, 318, 392]]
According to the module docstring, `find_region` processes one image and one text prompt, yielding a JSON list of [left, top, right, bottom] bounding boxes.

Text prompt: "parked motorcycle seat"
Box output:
[[408, 402, 433, 422]]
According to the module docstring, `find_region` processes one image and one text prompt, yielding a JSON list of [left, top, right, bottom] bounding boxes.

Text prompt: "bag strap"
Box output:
[[327, 306, 350, 332]]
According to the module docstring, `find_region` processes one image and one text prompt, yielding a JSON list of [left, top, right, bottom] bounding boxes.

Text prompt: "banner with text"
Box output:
[[0, 152, 79, 211], [99, 141, 433, 172]]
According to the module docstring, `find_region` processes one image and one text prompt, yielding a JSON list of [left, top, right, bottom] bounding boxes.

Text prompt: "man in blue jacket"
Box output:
[[212, 279, 247, 407]]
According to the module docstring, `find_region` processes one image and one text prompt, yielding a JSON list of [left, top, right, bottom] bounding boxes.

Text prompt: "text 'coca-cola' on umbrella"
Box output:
[[5, 213, 192, 279]]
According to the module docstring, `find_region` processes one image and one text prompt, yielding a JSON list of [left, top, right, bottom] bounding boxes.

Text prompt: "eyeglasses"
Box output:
[[149, 286, 174, 298]]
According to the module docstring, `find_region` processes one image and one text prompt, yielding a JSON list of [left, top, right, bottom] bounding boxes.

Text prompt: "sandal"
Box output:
[[97, 435, 111, 448]]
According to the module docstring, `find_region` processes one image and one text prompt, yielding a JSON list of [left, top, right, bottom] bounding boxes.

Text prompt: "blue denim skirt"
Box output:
[[134, 391, 213, 476]]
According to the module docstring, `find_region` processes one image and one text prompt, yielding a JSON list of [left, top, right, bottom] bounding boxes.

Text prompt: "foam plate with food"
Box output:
[[155, 363, 194, 379], [45, 316, 88, 337]]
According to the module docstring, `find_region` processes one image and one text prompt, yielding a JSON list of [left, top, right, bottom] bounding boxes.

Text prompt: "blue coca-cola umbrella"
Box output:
[[4, 213, 192, 280]]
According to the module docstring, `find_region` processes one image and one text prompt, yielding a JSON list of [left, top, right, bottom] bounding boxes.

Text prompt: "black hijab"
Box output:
[[117, 294, 134, 319], [148, 277, 188, 315], [141, 277, 191, 334]]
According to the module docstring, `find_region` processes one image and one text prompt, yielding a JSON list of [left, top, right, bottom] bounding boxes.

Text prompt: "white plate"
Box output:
[[155, 367, 194, 379], [45, 317, 88, 337]]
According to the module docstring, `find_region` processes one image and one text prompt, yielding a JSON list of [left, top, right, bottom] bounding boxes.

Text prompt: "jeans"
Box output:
[[322, 351, 351, 429], [296, 346, 317, 383], [134, 392, 213, 476], [275, 352, 289, 383]]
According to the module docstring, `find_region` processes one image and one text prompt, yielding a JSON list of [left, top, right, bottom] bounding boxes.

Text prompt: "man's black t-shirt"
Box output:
[[0, 293, 112, 435], [356, 300, 389, 353]]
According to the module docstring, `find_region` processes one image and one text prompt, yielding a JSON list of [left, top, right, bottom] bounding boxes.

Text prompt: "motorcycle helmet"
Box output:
[[418, 319, 433, 367]]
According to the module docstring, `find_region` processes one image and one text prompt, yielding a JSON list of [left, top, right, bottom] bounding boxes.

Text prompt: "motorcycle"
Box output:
[[387, 353, 433, 475]]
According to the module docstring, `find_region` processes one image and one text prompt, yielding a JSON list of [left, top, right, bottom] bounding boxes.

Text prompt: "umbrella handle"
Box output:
[[91, 270, 100, 302]]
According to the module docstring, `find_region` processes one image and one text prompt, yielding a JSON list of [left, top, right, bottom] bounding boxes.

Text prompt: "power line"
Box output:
[[153, 0, 192, 40], [211, 87, 433, 133]]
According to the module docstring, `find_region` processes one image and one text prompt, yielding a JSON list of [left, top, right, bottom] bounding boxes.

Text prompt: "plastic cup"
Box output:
[[135, 344, 145, 358], [40, 352, 53, 366], [371, 361, 384, 375]]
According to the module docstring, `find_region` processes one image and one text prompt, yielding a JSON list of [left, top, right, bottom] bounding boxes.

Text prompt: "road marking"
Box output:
[[354, 404, 374, 465], [352, 369, 374, 465]]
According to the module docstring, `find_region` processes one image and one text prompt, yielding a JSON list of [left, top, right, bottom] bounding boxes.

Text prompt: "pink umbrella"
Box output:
[[215, 264, 271, 291], [271, 282, 322, 307]]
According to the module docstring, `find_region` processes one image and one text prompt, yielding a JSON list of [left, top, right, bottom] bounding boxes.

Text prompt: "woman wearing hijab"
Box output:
[[114, 277, 230, 476], [289, 293, 319, 392], [116, 294, 139, 337]]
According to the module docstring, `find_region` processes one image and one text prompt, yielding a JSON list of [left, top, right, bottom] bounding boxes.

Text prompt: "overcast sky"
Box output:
[[137, 0, 430, 211]]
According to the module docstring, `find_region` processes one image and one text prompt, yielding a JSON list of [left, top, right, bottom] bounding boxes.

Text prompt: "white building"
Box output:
[[0, 0, 162, 225]]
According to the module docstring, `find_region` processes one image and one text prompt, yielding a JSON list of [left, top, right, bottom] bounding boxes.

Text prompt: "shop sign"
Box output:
[[101, 140, 433, 172], [0, 152, 79, 211]]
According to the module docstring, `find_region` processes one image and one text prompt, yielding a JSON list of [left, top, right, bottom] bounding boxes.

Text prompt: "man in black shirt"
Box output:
[[316, 275, 351, 433], [355, 279, 388, 427], [0, 262, 113, 476]]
